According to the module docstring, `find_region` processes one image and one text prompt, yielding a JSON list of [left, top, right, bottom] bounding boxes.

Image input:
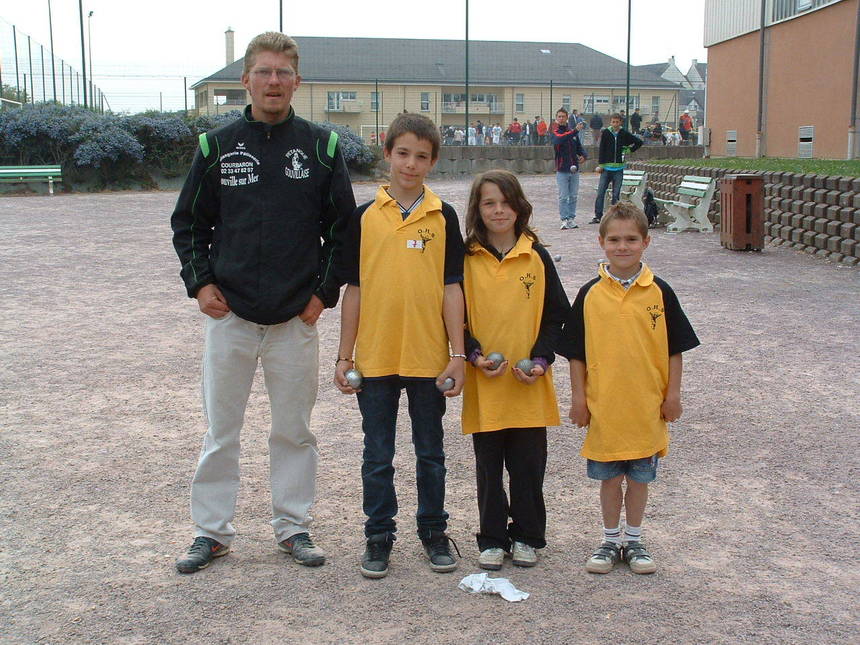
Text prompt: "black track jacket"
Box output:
[[171, 106, 356, 325]]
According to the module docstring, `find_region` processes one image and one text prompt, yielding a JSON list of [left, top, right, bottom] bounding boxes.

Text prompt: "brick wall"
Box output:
[[627, 162, 860, 266]]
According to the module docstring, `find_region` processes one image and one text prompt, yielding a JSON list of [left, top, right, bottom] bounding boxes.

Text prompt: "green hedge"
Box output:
[[0, 104, 374, 190], [650, 157, 860, 177]]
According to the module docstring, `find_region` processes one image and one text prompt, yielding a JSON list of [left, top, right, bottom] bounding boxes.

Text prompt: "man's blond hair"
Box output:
[[243, 32, 299, 75]]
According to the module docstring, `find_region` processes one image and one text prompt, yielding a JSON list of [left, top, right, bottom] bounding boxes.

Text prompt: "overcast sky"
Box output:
[[1, 0, 708, 113]]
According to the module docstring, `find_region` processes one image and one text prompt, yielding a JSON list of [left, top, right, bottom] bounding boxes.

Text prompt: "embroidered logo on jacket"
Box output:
[[220, 145, 260, 187], [520, 272, 536, 298], [647, 304, 664, 330], [284, 148, 310, 179]]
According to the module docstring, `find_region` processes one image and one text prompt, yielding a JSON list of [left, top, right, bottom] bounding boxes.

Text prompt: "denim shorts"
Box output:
[[587, 454, 659, 483]]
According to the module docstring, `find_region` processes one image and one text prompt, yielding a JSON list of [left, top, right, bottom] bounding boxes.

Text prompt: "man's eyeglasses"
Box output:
[[250, 68, 296, 81]]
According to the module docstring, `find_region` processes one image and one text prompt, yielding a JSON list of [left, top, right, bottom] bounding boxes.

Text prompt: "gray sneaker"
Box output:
[[478, 547, 505, 571], [511, 541, 538, 567], [278, 532, 326, 567]]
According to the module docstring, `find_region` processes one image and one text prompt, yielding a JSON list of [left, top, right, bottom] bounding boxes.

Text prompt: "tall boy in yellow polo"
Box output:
[[561, 202, 699, 575], [334, 113, 466, 579]]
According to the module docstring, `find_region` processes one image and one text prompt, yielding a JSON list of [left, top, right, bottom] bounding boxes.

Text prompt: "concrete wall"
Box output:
[[628, 161, 860, 265], [431, 145, 704, 177]]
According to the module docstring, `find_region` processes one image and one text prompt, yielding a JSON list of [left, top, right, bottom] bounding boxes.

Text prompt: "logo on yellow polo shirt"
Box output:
[[520, 272, 536, 299], [417, 227, 436, 253], [647, 304, 664, 330]]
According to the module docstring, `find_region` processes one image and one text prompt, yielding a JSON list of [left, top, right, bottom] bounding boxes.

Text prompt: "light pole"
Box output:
[[88, 11, 94, 108], [78, 0, 87, 108], [279, 1, 283, 31], [625, 0, 631, 130], [48, 0, 57, 102], [465, 0, 469, 147]]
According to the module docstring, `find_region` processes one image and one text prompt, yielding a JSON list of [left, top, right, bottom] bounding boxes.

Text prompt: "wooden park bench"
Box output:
[[654, 174, 715, 233], [603, 169, 648, 212], [0, 165, 64, 195]]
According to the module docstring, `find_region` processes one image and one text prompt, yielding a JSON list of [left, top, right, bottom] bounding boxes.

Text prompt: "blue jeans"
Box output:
[[356, 377, 449, 538], [555, 170, 581, 222], [594, 168, 624, 219]]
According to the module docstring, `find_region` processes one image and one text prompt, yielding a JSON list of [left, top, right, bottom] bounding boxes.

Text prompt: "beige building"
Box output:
[[191, 35, 681, 143], [705, 0, 860, 159]]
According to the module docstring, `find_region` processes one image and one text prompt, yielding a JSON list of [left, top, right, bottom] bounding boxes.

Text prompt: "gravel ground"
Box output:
[[1, 173, 858, 645]]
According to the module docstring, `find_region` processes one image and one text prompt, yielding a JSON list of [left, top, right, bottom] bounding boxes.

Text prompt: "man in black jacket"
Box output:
[[171, 32, 356, 574], [590, 113, 642, 224]]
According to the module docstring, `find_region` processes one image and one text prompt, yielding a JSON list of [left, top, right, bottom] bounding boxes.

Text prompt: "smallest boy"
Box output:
[[560, 202, 699, 574], [335, 113, 466, 579]]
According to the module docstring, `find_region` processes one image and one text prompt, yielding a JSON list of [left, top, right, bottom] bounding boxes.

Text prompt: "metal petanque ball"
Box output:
[[344, 368, 363, 389], [437, 377, 455, 392], [486, 352, 505, 370], [553, 254, 562, 262], [515, 358, 534, 374]]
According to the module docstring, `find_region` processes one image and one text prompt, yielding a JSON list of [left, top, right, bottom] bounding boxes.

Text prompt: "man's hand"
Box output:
[[474, 355, 508, 378], [299, 294, 325, 326], [196, 284, 230, 318], [437, 358, 465, 397], [512, 363, 545, 385], [334, 359, 359, 395], [569, 394, 591, 428], [661, 394, 682, 422]]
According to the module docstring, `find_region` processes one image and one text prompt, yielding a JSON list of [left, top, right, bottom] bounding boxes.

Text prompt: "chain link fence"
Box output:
[[0, 18, 107, 111]]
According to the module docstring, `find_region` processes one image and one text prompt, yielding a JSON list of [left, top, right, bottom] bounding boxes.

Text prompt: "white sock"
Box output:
[[623, 525, 642, 544], [603, 526, 622, 545]]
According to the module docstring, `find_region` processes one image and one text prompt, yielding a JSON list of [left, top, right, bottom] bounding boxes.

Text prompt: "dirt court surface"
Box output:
[[1, 173, 858, 645]]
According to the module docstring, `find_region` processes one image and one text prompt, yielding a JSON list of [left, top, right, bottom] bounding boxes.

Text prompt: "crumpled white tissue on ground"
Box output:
[[458, 573, 529, 602]]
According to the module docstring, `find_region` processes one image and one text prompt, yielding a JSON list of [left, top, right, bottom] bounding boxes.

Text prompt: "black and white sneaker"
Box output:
[[585, 541, 621, 574], [421, 530, 460, 573], [175, 536, 230, 574], [361, 533, 395, 579], [623, 541, 657, 574]]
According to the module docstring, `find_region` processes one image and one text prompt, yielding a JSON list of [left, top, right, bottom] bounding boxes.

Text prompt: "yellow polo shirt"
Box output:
[[347, 185, 464, 378], [562, 263, 700, 461], [462, 235, 562, 434]]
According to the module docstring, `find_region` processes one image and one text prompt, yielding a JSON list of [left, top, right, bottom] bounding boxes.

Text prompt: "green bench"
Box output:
[[603, 169, 648, 212], [654, 175, 715, 233], [0, 165, 64, 195]]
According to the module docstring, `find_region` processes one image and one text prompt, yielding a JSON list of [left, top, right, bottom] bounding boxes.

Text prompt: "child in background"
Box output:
[[461, 170, 570, 570], [561, 201, 700, 574], [334, 113, 466, 579]]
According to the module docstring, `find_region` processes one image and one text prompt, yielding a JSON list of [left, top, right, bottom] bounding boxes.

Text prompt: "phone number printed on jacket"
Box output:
[[220, 143, 260, 187]]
